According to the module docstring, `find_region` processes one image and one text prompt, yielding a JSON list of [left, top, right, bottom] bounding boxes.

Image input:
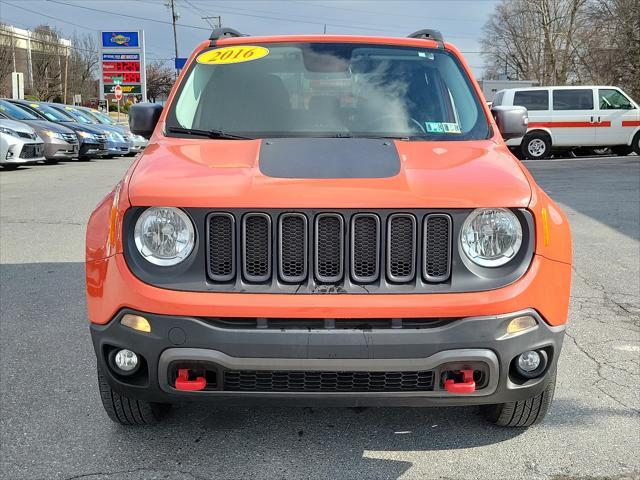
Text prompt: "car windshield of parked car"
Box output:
[[53, 107, 95, 124], [167, 43, 489, 140], [90, 110, 115, 125], [0, 100, 40, 120], [22, 103, 75, 122]]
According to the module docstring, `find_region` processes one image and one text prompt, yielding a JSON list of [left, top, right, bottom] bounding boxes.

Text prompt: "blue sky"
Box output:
[[1, 0, 500, 77]]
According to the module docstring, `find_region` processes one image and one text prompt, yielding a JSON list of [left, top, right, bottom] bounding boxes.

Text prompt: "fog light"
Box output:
[[506, 315, 537, 334], [114, 349, 138, 372], [514, 349, 548, 379], [120, 314, 151, 333], [518, 350, 540, 372]]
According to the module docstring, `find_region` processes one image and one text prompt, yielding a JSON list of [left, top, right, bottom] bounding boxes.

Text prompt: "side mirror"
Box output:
[[491, 106, 528, 140], [129, 103, 163, 139]]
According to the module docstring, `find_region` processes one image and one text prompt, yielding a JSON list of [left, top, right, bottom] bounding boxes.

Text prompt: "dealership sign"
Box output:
[[99, 31, 146, 102]]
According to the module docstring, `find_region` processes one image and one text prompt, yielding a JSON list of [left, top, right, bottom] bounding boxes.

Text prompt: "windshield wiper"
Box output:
[[167, 126, 254, 140]]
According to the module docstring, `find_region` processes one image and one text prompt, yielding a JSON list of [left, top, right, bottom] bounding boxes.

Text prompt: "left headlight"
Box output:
[[134, 207, 195, 266], [460, 208, 523, 267]]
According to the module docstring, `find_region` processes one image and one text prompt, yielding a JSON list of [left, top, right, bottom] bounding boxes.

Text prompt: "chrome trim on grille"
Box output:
[[314, 213, 344, 283], [386, 213, 417, 283], [350, 213, 380, 283], [206, 212, 236, 282], [423, 214, 452, 283], [278, 213, 308, 283], [241, 213, 272, 283]]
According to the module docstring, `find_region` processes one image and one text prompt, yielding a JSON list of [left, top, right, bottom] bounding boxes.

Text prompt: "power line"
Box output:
[[3, 1, 97, 32]]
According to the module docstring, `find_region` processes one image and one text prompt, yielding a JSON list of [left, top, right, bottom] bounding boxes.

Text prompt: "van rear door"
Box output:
[[596, 88, 640, 147], [550, 88, 597, 147]]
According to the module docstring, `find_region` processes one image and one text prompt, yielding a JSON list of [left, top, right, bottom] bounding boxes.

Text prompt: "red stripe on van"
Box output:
[[622, 120, 640, 127], [529, 121, 611, 128]]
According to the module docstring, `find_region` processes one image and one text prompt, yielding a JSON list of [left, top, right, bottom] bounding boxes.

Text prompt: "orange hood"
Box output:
[[127, 137, 532, 209]]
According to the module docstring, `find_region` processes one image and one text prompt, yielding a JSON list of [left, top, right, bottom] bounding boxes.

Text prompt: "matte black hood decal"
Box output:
[[259, 138, 401, 179]]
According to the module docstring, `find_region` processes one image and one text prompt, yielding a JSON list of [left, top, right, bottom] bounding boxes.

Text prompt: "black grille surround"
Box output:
[[122, 207, 535, 294]]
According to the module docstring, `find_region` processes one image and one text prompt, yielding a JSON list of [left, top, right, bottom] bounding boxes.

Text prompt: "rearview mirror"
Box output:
[[129, 103, 163, 139], [491, 106, 528, 140]]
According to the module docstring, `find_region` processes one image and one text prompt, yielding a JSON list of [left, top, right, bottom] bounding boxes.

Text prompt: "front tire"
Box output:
[[632, 131, 640, 155], [97, 367, 170, 425], [482, 367, 556, 427], [521, 132, 551, 160], [611, 146, 632, 156]]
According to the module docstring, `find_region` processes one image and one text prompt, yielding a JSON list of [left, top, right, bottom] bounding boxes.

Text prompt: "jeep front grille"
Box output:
[[206, 210, 452, 290]]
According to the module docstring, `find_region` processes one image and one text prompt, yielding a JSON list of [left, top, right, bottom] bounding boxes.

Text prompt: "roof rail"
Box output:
[[209, 27, 245, 42], [407, 29, 444, 47]]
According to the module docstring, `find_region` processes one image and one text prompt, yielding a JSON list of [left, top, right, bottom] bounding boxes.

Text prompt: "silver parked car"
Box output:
[[0, 117, 45, 169], [0, 99, 78, 163]]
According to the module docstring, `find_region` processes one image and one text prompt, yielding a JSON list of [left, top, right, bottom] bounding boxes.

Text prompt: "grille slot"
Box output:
[[242, 213, 271, 282], [279, 213, 308, 282], [387, 214, 417, 282], [423, 214, 452, 282], [207, 213, 236, 282], [315, 214, 344, 283], [223, 369, 435, 392], [351, 214, 380, 283]]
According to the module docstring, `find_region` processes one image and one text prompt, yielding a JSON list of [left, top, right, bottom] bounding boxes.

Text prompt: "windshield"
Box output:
[[23, 103, 75, 122], [90, 110, 115, 125], [167, 42, 489, 140], [0, 100, 40, 120], [52, 106, 94, 124]]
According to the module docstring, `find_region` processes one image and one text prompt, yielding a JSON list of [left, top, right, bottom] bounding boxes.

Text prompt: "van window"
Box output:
[[493, 91, 504, 106], [513, 90, 548, 111], [598, 89, 634, 110], [552, 89, 594, 110]]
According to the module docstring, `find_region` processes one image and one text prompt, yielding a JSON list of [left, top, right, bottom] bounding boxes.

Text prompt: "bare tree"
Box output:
[[482, 0, 640, 99], [0, 23, 16, 97], [146, 60, 174, 103], [29, 25, 65, 101], [481, 0, 589, 85], [67, 32, 99, 101]]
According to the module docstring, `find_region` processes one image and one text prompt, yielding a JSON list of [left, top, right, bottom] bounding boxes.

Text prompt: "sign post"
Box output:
[[99, 30, 147, 106], [114, 84, 123, 123]]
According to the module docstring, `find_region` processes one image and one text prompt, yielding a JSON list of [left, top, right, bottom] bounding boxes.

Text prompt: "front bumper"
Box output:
[[91, 309, 564, 406], [80, 141, 108, 158], [44, 140, 78, 160]]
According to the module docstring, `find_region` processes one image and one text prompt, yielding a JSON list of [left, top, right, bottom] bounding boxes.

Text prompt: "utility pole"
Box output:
[[202, 16, 222, 28], [167, 0, 180, 77]]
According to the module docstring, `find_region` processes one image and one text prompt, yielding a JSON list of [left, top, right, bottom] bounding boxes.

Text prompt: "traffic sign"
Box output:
[[114, 84, 123, 101]]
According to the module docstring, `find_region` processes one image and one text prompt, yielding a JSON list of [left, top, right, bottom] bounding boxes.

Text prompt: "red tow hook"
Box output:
[[175, 368, 206, 391], [444, 369, 476, 394]]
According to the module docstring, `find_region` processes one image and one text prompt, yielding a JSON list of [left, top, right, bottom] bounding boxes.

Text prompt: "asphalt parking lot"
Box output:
[[1, 155, 638, 480]]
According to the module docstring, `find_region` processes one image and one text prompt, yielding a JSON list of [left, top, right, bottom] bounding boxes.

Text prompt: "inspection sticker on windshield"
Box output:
[[425, 122, 444, 133], [196, 46, 269, 65], [443, 122, 461, 133]]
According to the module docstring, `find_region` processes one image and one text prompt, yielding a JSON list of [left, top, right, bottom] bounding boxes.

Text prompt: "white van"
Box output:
[[493, 86, 640, 159]]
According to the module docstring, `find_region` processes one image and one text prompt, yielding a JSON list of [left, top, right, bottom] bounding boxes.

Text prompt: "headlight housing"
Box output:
[[78, 131, 95, 139], [460, 208, 523, 267], [0, 126, 20, 137], [134, 207, 195, 266], [44, 130, 63, 139]]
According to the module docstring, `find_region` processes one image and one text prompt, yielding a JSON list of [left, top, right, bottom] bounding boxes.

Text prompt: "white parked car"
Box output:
[[493, 86, 640, 159], [0, 117, 46, 169]]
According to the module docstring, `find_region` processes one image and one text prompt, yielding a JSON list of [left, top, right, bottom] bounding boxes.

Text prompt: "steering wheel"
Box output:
[[364, 114, 426, 134]]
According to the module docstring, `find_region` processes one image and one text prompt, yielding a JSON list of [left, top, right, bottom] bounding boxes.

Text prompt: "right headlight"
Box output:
[[134, 207, 195, 266], [78, 131, 95, 139], [460, 208, 523, 267], [0, 126, 20, 137]]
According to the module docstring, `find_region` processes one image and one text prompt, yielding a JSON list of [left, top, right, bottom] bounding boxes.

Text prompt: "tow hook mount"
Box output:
[[444, 369, 476, 393], [175, 368, 206, 391]]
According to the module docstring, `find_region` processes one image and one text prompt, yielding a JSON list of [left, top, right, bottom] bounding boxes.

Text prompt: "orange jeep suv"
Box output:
[[86, 29, 572, 427]]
